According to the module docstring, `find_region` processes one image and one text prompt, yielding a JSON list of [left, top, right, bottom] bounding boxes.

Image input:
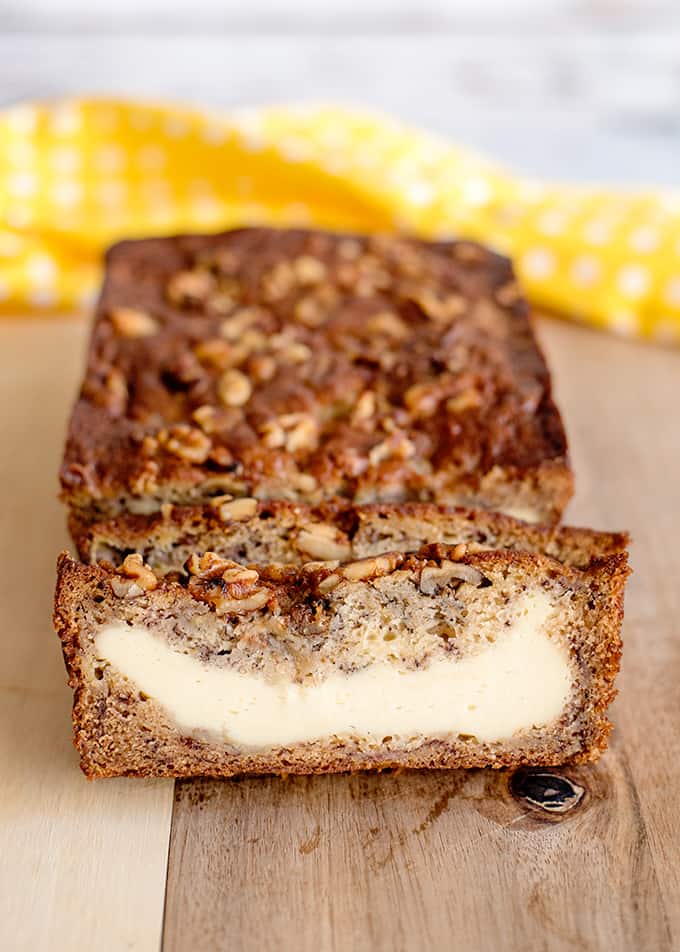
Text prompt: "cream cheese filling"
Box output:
[[95, 592, 572, 748]]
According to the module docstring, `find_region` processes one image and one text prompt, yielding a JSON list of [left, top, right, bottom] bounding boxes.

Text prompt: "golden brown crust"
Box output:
[[72, 498, 629, 573], [54, 546, 629, 779], [59, 228, 572, 524]]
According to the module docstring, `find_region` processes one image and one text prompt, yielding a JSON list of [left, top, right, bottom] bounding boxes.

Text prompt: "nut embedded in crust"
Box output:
[[111, 553, 158, 597], [296, 523, 352, 562], [217, 368, 253, 408], [109, 307, 158, 338], [213, 496, 258, 522]]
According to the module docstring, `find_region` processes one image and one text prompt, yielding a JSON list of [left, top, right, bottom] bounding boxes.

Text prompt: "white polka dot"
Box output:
[[201, 123, 229, 145], [146, 204, 177, 228], [141, 179, 173, 204], [49, 180, 83, 207], [28, 287, 57, 308], [583, 220, 613, 246], [537, 209, 568, 236], [94, 145, 126, 173], [0, 232, 24, 257], [664, 276, 680, 308], [164, 116, 190, 139], [617, 264, 650, 299], [49, 146, 81, 174], [96, 181, 127, 205], [50, 103, 82, 136], [7, 172, 37, 198], [522, 248, 556, 280], [629, 226, 660, 254], [190, 197, 224, 224], [26, 253, 57, 286], [7, 106, 37, 135], [6, 140, 36, 165], [6, 206, 34, 228], [138, 146, 167, 171], [278, 137, 312, 162], [405, 181, 435, 207], [570, 255, 601, 287], [460, 176, 493, 206], [607, 310, 638, 337]]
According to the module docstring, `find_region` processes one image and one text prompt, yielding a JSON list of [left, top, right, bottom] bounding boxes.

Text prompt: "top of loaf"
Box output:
[[60, 227, 571, 520]]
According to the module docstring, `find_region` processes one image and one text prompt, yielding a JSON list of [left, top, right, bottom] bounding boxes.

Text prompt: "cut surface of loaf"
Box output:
[[74, 500, 629, 575], [54, 545, 629, 779], [60, 227, 573, 527]]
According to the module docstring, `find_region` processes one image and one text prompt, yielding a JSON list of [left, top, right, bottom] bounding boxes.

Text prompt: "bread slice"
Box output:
[[60, 227, 573, 528], [54, 545, 629, 779], [72, 499, 629, 575]]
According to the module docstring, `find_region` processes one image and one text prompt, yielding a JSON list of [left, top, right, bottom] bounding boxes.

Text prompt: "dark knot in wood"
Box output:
[[510, 769, 585, 815]]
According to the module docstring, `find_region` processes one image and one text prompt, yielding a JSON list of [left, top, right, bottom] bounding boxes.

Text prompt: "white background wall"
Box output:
[[0, 0, 678, 184]]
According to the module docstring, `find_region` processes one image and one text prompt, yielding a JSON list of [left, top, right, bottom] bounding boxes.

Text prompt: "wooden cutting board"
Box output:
[[1, 316, 678, 952]]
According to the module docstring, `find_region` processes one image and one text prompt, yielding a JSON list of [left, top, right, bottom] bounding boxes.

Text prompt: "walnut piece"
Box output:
[[296, 523, 351, 562], [218, 368, 253, 407], [166, 269, 216, 306], [213, 496, 258, 521], [110, 307, 158, 338], [111, 553, 158, 597], [160, 424, 211, 464]]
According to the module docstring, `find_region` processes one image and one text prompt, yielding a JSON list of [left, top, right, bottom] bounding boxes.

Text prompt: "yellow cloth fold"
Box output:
[[1, 97, 679, 342]]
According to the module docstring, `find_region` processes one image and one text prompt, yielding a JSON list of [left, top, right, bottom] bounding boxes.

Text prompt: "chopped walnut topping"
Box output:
[[214, 589, 271, 614], [342, 553, 402, 581], [270, 332, 312, 365], [249, 354, 277, 383], [411, 289, 466, 323], [110, 307, 158, 338], [261, 261, 296, 301], [186, 551, 240, 580], [104, 368, 128, 415], [319, 552, 403, 593], [293, 472, 318, 493], [494, 281, 522, 307], [129, 460, 159, 495], [140, 435, 158, 457], [404, 382, 443, 417], [187, 553, 271, 614], [192, 404, 218, 433], [217, 369, 252, 407], [260, 419, 286, 449], [337, 238, 362, 260], [446, 389, 482, 414], [369, 433, 416, 466], [367, 311, 410, 340], [160, 424, 211, 464], [353, 390, 376, 421], [452, 242, 486, 264], [220, 307, 268, 342], [296, 523, 351, 562], [111, 553, 158, 598], [213, 496, 258, 521], [260, 413, 317, 453], [222, 565, 260, 585], [279, 413, 318, 453], [293, 255, 327, 285], [194, 339, 233, 370], [166, 268, 216, 306], [420, 556, 483, 594]]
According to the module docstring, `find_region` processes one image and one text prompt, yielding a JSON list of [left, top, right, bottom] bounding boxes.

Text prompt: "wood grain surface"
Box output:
[[0, 315, 678, 951]]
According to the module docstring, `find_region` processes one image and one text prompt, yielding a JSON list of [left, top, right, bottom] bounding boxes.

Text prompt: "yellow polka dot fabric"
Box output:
[[1, 97, 680, 342]]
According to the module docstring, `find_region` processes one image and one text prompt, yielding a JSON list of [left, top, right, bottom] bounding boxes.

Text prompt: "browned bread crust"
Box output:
[[73, 499, 629, 574], [54, 545, 629, 780], [60, 228, 573, 525]]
